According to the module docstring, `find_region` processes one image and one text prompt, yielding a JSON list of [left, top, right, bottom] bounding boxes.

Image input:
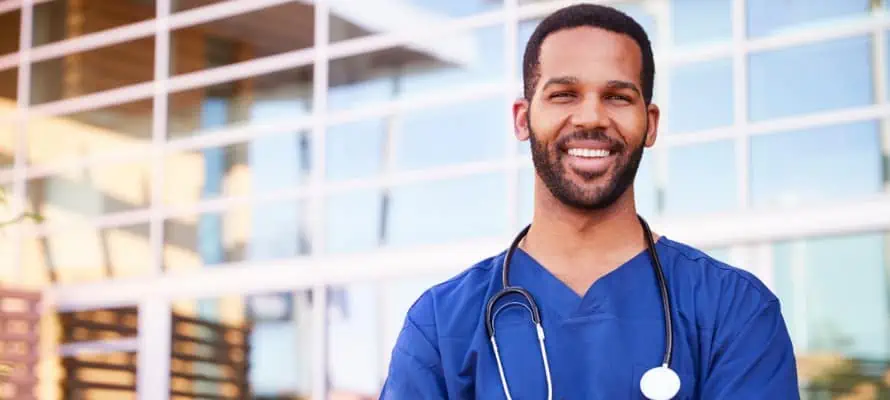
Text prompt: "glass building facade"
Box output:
[[0, 0, 888, 398]]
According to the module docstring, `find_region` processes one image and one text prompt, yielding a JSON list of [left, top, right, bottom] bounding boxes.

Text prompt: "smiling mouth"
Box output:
[[566, 148, 611, 158]]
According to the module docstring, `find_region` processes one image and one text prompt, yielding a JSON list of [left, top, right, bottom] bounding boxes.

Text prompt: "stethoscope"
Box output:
[[484, 216, 681, 400]]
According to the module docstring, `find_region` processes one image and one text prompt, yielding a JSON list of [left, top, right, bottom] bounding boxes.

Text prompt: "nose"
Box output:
[[570, 96, 608, 130]]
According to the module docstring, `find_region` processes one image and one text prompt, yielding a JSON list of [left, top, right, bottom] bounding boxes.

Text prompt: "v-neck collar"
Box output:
[[507, 237, 666, 321]]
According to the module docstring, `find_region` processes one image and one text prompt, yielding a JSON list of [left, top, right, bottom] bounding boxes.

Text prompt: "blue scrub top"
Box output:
[[381, 236, 800, 399]]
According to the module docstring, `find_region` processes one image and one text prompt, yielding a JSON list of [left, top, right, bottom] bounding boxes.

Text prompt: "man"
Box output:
[[381, 3, 799, 399]]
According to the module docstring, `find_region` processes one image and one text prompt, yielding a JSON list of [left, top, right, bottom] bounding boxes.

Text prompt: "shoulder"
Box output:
[[403, 251, 504, 339], [657, 237, 780, 328]]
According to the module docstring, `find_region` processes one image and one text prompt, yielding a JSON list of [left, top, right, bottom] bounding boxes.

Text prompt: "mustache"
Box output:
[[554, 129, 625, 152]]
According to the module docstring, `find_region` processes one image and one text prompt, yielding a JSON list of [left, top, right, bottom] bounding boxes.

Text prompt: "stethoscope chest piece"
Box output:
[[640, 365, 680, 400]]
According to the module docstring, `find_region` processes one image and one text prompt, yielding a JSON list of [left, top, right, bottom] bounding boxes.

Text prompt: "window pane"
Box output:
[[330, 0, 502, 42], [171, 292, 312, 399], [27, 99, 153, 166], [0, 67, 16, 107], [328, 25, 505, 111], [32, 0, 156, 46], [0, 120, 13, 170], [30, 37, 155, 105], [635, 150, 658, 218], [0, 9, 20, 55], [669, 58, 733, 133], [518, 167, 533, 224], [170, 2, 313, 76], [328, 274, 453, 397], [325, 188, 382, 254], [671, 0, 731, 47], [330, 173, 509, 248], [747, 0, 871, 38], [326, 118, 387, 182], [396, 96, 506, 171], [172, 0, 229, 13], [665, 140, 737, 215], [748, 35, 873, 122], [164, 131, 311, 206], [167, 69, 313, 139], [750, 120, 883, 209], [164, 200, 310, 274], [772, 233, 889, 397], [27, 157, 153, 219], [22, 222, 152, 285], [389, 173, 507, 246]]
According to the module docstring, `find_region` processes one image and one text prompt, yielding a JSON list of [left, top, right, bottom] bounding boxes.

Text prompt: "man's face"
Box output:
[[513, 27, 659, 210]]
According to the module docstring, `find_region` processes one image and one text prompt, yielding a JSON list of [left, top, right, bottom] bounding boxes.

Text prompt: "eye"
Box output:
[[549, 91, 575, 100], [606, 94, 632, 103]]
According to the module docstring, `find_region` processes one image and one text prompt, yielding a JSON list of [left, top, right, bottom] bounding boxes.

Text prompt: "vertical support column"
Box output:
[[136, 297, 172, 399], [12, 0, 33, 284], [504, 0, 519, 233], [136, 1, 173, 399], [310, 0, 330, 399], [870, 1, 890, 359], [151, 0, 171, 277], [732, 0, 749, 210], [651, 0, 671, 217]]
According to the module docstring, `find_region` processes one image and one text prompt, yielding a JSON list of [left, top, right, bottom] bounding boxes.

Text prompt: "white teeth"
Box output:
[[567, 148, 610, 158]]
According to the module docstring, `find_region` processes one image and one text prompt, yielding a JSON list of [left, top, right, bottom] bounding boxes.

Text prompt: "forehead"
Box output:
[[537, 27, 642, 84]]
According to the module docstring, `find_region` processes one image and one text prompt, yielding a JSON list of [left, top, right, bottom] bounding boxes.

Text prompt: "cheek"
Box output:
[[529, 109, 566, 140]]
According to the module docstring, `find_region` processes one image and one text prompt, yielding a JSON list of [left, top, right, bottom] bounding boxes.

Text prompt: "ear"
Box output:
[[644, 103, 660, 148], [513, 97, 531, 141]]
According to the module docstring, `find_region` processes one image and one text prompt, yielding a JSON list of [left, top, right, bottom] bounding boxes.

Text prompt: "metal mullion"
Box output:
[[310, 0, 330, 398], [732, 0, 749, 210], [504, 0, 519, 233], [11, 0, 31, 285]]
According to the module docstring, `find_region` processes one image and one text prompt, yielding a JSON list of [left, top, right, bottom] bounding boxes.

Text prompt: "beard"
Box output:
[[527, 114, 646, 211]]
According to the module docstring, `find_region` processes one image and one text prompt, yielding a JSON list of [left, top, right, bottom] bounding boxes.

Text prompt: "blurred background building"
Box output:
[[0, 0, 888, 398]]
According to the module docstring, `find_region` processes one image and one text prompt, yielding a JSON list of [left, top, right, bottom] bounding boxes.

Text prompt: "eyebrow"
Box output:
[[541, 76, 641, 97]]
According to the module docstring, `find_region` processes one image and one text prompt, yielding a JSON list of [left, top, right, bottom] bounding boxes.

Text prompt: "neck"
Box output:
[[520, 183, 656, 295]]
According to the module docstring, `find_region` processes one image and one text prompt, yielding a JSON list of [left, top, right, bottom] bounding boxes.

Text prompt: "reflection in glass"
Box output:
[[326, 188, 383, 254], [669, 58, 733, 133], [21, 222, 152, 285], [396, 96, 506, 171], [164, 200, 310, 274], [27, 99, 154, 165], [27, 157, 153, 219], [665, 140, 736, 216], [326, 118, 387, 182], [746, 0, 871, 38], [32, 0, 156, 46], [671, 0, 731, 46], [750, 120, 882, 209], [635, 150, 658, 219], [167, 69, 313, 138], [163, 131, 311, 205], [0, 68, 16, 106], [30, 37, 156, 104], [518, 167, 533, 224], [171, 293, 312, 398], [329, 0, 502, 42], [0, 121, 13, 170], [172, 0, 229, 12], [328, 274, 454, 397], [327, 173, 507, 250], [388, 173, 507, 246], [328, 25, 504, 111], [748, 35, 873, 122], [0, 9, 19, 55], [170, 1, 314, 76], [772, 232, 890, 397]]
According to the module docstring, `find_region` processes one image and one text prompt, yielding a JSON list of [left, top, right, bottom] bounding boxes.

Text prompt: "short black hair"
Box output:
[[522, 3, 655, 104]]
